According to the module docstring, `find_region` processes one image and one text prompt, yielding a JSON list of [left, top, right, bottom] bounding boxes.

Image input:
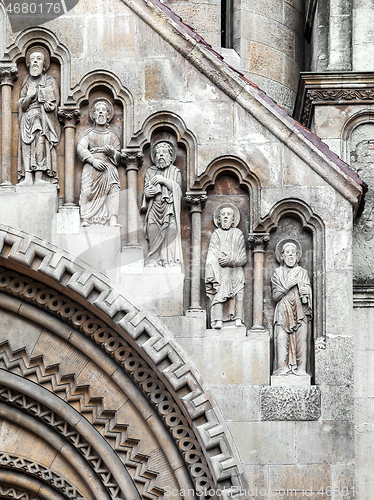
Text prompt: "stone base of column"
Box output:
[[56, 205, 80, 235], [0, 181, 15, 191], [247, 327, 270, 337], [271, 374, 311, 386], [120, 245, 144, 274]]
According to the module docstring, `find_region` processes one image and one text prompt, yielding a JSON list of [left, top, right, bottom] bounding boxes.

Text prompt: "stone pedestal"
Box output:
[[56, 205, 80, 235], [120, 266, 184, 316], [0, 184, 58, 241], [271, 374, 311, 386], [55, 225, 121, 281], [120, 246, 144, 274]]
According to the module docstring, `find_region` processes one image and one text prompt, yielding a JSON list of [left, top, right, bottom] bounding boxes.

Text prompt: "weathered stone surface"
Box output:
[[260, 386, 321, 421]]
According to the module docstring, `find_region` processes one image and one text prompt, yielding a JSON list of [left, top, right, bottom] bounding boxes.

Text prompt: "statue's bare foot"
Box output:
[[212, 320, 222, 329], [235, 319, 244, 327]]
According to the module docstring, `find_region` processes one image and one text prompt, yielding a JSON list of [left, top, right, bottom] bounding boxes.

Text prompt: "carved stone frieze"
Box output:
[[0, 452, 85, 500], [0, 224, 243, 496], [260, 386, 321, 421], [0, 485, 39, 500]]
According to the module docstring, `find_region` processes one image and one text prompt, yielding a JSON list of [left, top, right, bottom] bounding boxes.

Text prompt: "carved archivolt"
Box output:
[[0, 222, 243, 499]]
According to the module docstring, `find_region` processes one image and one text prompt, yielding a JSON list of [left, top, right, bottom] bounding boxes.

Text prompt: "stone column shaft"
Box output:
[[58, 108, 80, 205], [0, 64, 18, 187], [185, 192, 207, 310], [249, 233, 270, 329], [329, 0, 352, 70], [122, 151, 143, 246]]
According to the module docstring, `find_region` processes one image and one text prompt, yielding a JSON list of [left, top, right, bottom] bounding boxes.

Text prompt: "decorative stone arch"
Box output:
[[191, 155, 261, 232], [128, 111, 198, 188], [0, 225, 243, 500], [341, 109, 374, 163], [7, 27, 71, 104], [259, 198, 326, 346], [70, 71, 134, 146]]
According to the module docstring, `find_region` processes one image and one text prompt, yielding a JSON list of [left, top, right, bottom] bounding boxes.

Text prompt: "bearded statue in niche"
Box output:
[[18, 46, 61, 186], [205, 204, 247, 329], [271, 239, 312, 377], [77, 98, 121, 227], [140, 135, 183, 266]]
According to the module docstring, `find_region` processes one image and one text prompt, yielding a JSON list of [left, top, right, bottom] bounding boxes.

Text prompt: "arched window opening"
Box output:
[[221, 0, 234, 48]]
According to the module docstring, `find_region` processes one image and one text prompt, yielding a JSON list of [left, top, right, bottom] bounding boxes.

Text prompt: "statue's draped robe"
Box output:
[[271, 265, 312, 375], [77, 128, 121, 225], [18, 73, 61, 182], [141, 164, 183, 266], [205, 227, 247, 323]]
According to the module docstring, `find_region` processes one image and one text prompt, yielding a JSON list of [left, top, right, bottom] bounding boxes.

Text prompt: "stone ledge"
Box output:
[[260, 386, 321, 421]]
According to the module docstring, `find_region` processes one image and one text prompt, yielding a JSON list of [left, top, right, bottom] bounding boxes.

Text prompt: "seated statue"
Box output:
[[77, 98, 121, 227], [271, 239, 312, 376], [205, 204, 247, 329]]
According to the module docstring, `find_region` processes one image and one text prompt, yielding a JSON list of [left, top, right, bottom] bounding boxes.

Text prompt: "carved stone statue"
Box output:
[[77, 98, 121, 227], [18, 46, 61, 186], [272, 239, 312, 376], [140, 135, 183, 266], [205, 204, 247, 329]]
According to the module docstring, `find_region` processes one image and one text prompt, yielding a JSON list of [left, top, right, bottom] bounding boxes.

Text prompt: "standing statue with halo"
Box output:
[[205, 203, 247, 329], [271, 238, 312, 377], [77, 98, 121, 227]]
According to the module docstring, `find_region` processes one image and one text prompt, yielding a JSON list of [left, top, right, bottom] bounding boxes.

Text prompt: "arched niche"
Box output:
[[0, 223, 244, 500], [191, 156, 261, 232], [341, 112, 374, 284], [260, 199, 326, 359], [6, 28, 69, 191]]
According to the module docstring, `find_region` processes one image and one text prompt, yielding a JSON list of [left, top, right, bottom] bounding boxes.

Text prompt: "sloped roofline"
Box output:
[[121, 0, 364, 214]]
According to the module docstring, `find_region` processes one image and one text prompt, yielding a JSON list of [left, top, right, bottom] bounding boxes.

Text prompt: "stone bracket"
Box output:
[[260, 386, 321, 421]]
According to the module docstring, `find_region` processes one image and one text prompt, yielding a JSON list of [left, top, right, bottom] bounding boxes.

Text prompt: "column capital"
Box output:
[[0, 63, 18, 87], [121, 150, 144, 171], [248, 233, 270, 252], [184, 192, 208, 213], [58, 107, 81, 127]]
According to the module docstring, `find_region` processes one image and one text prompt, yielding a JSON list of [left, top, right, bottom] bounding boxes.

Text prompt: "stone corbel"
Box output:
[[0, 62, 18, 189], [58, 106, 81, 206], [121, 150, 143, 246], [248, 233, 270, 331], [185, 192, 207, 311]]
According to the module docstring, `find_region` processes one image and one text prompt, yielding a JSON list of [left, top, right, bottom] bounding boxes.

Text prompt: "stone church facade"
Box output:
[[0, 0, 372, 499]]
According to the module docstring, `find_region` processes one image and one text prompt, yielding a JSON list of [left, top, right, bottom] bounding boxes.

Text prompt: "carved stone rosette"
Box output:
[[0, 63, 18, 187], [58, 107, 81, 206], [185, 192, 207, 311]]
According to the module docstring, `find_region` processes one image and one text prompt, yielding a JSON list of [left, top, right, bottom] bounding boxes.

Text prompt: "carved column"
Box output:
[[122, 150, 143, 245], [0, 63, 18, 188], [58, 107, 81, 206], [185, 192, 207, 311], [248, 233, 270, 330]]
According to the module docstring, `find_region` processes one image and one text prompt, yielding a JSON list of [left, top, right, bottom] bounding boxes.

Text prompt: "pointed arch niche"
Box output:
[[0, 224, 243, 500]]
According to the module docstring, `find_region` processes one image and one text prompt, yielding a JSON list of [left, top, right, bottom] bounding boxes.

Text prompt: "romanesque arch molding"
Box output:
[[70, 71, 134, 145], [0, 225, 243, 499], [191, 156, 261, 231], [260, 198, 326, 345], [7, 27, 71, 104], [341, 109, 374, 163]]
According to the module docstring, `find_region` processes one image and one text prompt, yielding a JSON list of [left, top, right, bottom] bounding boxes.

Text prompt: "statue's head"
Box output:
[[154, 141, 174, 169], [219, 207, 235, 230], [213, 203, 240, 229], [89, 98, 114, 126], [281, 241, 300, 268], [26, 46, 50, 76]]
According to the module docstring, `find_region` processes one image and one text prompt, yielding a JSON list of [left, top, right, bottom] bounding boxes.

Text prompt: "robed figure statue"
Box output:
[[205, 204, 247, 329], [271, 239, 312, 377]]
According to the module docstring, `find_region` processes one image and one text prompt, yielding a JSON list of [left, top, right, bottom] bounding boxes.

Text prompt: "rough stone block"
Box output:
[[315, 336, 354, 386], [230, 421, 296, 464], [296, 421, 354, 464], [261, 386, 321, 421], [321, 385, 354, 421]]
